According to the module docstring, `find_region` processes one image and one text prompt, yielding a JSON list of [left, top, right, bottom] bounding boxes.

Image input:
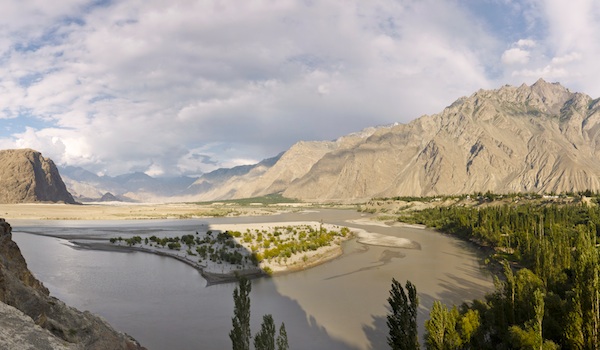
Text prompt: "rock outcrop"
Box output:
[[0, 218, 146, 349], [0, 149, 76, 204]]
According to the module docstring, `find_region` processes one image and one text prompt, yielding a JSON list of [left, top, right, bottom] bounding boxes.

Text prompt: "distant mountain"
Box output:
[[188, 129, 382, 201], [0, 149, 75, 204], [190, 79, 600, 202], [60, 166, 197, 202]]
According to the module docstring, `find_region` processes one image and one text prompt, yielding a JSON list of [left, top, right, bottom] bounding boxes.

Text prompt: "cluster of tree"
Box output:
[[109, 230, 252, 265], [398, 202, 600, 349], [246, 225, 349, 263], [230, 277, 289, 350]]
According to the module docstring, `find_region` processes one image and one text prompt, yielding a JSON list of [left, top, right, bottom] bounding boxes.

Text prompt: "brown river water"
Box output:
[[12, 209, 494, 350]]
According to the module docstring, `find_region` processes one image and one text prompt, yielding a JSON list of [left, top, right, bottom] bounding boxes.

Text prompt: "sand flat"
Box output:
[[0, 203, 280, 220]]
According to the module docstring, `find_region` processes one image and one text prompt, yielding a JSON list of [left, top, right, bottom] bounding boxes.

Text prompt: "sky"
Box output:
[[1, 0, 599, 177]]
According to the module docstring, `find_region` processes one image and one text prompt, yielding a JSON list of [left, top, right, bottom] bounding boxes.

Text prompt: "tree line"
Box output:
[[399, 202, 600, 349]]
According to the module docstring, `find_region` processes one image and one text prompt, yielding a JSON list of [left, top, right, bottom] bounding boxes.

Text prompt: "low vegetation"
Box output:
[[192, 193, 299, 206]]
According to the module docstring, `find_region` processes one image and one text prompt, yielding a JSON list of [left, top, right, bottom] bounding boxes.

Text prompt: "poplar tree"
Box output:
[[387, 279, 419, 349], [254, 315, 276, 350], [276, 323, 289, 350], [230, 277, 252, 350]]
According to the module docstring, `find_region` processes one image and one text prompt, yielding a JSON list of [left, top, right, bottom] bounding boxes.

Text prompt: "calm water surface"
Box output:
[[12, 210, 494, 350]]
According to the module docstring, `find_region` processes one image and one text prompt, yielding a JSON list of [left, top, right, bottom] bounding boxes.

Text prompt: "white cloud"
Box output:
[[516, 39, 536, 47], [551, 52, 582, 65], [7, 0, 599, 177], [501, 0, 600, 94], [501, 47, 531, 65]]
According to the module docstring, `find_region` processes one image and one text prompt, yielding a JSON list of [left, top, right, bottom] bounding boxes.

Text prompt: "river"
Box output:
[[11, 209, 494, 350]]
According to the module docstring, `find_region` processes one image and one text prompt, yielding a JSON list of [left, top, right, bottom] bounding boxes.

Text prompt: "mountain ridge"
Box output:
[[279, 79, 600, 201], [51, 79, 600, 203]]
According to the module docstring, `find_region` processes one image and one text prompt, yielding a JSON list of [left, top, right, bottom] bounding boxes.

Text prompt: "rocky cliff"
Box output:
[[0, 218, 146, 349], [0, 149, 76, 204], [191, 79, 600, 202]]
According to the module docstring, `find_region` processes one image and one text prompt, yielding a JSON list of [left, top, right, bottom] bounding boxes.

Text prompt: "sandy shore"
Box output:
[[0, 202, 284, 220], [71, 240, 265, 285]]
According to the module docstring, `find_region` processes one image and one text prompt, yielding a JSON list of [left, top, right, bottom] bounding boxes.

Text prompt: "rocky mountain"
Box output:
[[0, 218, 145, 349], [189, 79, 600, 202], [60, 166, 196, 202], [188, 128, 382, 201], [0, 149, 76, 204]]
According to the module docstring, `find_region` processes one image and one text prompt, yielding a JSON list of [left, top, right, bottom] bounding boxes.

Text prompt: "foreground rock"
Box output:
[[0, 149, 76, 204], [0, 218, 145, 350]]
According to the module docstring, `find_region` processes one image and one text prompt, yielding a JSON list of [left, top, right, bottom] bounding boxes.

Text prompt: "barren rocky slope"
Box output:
[[0, 149, 75, 204], [0, 218, 146, 349], [282, 79, 600, 201], [193, 79, 600, 202]]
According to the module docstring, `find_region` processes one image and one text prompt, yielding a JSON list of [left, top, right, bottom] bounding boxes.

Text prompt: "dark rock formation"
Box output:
[[0, 218, 146, 349], [0, 149, 76, 204]]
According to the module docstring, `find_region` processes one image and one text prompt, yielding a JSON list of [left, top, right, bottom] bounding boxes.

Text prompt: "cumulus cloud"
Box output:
[[516, 39, 536, 48], [2, 0, 598, 177], [0, 0, 503, 176], [501, 0, 600, 94], [501, 47, 531, 65]]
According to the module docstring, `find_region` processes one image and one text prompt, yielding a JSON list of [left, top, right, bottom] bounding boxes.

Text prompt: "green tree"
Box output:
[[276, 323, 289, 350], [387, 279, 419, 349], [230, 277, 252, 350], [254, 314, 276, 350], [425, 301, 462, 350], [425, 301, 446, 349]]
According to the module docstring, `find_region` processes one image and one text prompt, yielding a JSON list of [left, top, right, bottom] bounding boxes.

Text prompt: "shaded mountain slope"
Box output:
[[0, 149, 75, 204]]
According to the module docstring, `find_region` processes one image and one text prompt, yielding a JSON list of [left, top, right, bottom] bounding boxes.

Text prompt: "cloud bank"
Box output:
[[1, 0, 599, 176]]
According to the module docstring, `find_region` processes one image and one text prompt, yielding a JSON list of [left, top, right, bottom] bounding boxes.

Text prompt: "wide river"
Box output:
[[12, 209, 494, 350]]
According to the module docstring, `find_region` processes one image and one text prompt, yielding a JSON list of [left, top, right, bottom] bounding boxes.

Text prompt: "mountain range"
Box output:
[[7, 79, 600, 204], [186, 78, 600, 202]]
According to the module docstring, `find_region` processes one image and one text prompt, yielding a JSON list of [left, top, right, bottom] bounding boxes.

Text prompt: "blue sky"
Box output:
[[1, 0, 599, 177]]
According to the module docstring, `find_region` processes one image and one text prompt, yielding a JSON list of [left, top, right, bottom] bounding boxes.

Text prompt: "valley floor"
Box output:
[[0, 202, 289, 220]]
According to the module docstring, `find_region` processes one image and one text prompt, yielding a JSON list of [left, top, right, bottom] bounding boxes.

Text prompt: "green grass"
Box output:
[[190, 193, 300, 206]]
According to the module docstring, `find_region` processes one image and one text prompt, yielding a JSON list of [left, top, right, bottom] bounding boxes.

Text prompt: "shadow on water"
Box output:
[[362, 300, 432, 350], [252, 279, 360, 350], [12, 211, 496, 350], [435, 273, 495, 306], [324, 249, 406, 281]]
